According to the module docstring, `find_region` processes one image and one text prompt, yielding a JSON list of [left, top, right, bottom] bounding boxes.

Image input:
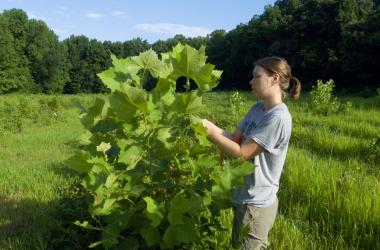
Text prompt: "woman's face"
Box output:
[[249, 65, 277, 99]]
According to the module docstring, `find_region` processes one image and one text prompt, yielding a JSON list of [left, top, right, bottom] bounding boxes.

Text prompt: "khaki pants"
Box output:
[[232, 199, 278, 250]]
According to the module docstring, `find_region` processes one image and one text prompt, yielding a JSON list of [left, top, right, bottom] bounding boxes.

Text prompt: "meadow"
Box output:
[[0, 92, 379, 249]]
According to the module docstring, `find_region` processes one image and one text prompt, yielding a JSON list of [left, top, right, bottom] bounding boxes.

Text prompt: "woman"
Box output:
[[202, 56, 301, 249]]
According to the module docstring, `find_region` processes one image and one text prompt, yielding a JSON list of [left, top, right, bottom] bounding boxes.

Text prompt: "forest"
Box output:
[[1, 0, 379, 95]]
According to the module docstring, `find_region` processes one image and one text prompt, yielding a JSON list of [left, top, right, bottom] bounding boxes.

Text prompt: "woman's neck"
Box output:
[[262, 93, 283, 111]]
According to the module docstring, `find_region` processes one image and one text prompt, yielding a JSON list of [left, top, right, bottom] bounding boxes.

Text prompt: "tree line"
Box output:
[[0, 0, 379, 95]]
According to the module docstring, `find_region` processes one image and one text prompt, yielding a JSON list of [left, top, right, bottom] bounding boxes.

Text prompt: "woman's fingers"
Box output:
[[202, 119, 215, 134], [202, 119, 213, 129], [202, 119, 209, 128]]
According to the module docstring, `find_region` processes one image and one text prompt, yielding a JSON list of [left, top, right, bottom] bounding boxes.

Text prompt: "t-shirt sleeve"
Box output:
[[237, 113, 249, 131], [237, 104, 258, 131], [247, 115, 284, 154]]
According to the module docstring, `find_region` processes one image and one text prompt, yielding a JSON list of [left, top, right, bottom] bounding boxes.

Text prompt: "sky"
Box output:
[[1, 0, 276, 43]]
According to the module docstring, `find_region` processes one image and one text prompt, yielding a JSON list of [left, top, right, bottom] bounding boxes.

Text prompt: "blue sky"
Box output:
[[1, 0, 276, 43]]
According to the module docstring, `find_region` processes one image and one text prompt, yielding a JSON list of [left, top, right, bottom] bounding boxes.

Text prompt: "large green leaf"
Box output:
[[91, 197, 117, 216], [97, 68, 120, 92], [211, 159, 254, 204], [118, 144, 143, 169], [98, 54, 141, 92], [156, 127, 172, 149], [81, 97, 108, 129], [169, 91, 204, 115], [140, 226, 161, 247], [215, 159, 254, 190], [65, 150, 92, 174], [119, 84, 150, 112], [82, 163, 108, 191], [101, 223, 120, 247], [151, 78, 176, 106], [108, 91, 137, 124], [111, 54, 140, 80], [163, 217, 196, 248], [131, 49, 167, 78], [168, 43, 222, 91], [143, 197, 163, 227], [167, 193, 192, 225], [190, 115, 211, 148]]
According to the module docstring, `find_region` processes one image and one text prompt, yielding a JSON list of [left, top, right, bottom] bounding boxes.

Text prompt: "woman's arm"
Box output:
[[202, 119, 242, 142], [230, 129, 243, 144], [202, 119, 264, 160]]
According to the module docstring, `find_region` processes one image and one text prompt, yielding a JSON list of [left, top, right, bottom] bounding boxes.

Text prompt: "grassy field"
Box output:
[[0, 92, 379, 249]]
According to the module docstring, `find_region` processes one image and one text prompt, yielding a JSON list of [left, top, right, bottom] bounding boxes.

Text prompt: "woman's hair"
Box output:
[[255, 56, 301, 99]]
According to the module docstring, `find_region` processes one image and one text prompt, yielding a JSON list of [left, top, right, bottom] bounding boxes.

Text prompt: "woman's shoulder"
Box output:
[[269, 103, 290, 116], [251, 101, 264, 111], [264, 103, 291, 125]]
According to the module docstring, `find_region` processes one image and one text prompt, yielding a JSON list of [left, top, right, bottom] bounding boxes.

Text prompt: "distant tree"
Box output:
[[86, 39, 111, 92], [63, 35, 87, 93], [184, 35, 208, 49], [219, 0, 376, 90], [222, 24, 251, 90], [2, 9, 29, 54], [2, 2, 380, 94], [152, 39, 171, 55], [206, 30, 228, 71], [0, 9, 34, 93], [26, 19, 70, 93], [103, 41, 125, 57], [64, 36, 111, 93], [123, 38, 150, 57], [341, 4, 380, 92]]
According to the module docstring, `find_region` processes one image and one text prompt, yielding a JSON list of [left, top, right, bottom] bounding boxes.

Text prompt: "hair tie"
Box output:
[[288, 76, 294, 90]]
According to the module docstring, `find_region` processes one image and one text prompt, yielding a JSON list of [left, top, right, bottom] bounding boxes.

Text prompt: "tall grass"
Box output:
[[0, 93, 379, 249]]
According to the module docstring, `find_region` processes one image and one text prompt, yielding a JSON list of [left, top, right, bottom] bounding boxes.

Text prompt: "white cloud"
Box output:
[[85, 12, 104, 20], [111, 10, 128, 19], [134, 23, 211, 37], [53, 6, 71, 18], [57, 6, 68, 11], [54, 10, 70, 18]]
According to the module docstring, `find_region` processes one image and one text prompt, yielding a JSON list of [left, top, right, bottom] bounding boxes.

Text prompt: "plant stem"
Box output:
[[186, 77, 190, 92]]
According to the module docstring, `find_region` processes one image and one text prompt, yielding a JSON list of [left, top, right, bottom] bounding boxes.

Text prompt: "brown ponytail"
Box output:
[[289, 76, 301, 99]]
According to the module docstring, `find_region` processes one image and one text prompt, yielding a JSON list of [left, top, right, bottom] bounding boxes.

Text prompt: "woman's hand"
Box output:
[[202, 119, 217, 136]]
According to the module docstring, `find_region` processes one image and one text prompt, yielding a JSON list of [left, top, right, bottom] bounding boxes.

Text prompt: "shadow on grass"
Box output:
[[48, 162, 99, 250], [291, 130, 371, 163], [0, 195, 45, 250], [0, 162, 98, 250], [63, 140, 82, 151]]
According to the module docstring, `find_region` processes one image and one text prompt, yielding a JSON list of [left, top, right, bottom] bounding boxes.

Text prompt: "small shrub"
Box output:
[[339, 101, 352, 114], [17, 97, 34, 118], [367, 135, 380, 166], [0, 101, 23, 133], [36, 97, 61, 125], [309, 79, 340, 115], [47, 97, 60, 113], [229, 91, 246, 126]]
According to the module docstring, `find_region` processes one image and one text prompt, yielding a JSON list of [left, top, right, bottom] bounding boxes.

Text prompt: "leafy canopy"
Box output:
[[67, 43, 254, 249]]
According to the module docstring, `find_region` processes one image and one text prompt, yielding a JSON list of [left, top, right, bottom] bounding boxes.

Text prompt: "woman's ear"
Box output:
[[272, 73, 280, 84]]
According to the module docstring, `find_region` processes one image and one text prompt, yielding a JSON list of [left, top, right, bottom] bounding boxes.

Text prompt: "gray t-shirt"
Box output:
[[231, 101, 292, 207]]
